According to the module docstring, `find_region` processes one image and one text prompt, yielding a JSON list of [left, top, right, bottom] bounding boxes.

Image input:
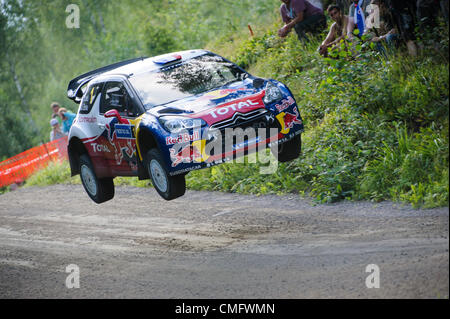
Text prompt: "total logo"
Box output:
[[208, 99, 260, 119], [90, 143, 111, 153]]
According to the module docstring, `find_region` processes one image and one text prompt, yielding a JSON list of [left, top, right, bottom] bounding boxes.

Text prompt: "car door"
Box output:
[[97, 80, 140, 175]]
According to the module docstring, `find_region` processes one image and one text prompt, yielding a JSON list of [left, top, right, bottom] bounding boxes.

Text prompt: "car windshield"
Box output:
[[129, 53, 247, 109]]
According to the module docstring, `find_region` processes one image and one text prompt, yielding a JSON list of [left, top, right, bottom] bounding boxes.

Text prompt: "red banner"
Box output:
[[0, 136, 68, 188]]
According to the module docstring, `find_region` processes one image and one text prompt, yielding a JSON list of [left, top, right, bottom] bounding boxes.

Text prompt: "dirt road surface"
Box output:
[[0, 185, 448, 298]]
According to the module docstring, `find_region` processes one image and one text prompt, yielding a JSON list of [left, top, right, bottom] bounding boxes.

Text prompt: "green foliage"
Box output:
[[190, 21, 449, 208], [361, 122, 449, 208], [25, 160, 79, 187], [2, 1, 448, 208]]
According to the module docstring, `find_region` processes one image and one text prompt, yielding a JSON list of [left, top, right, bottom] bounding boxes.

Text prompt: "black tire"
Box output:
[[79, 154, 115, 204], [271, 134, 302, 163], [145, 148, 186, 200]]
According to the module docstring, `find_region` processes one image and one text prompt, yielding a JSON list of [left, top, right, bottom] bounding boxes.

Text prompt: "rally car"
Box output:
[[67, 50, 303, 203]]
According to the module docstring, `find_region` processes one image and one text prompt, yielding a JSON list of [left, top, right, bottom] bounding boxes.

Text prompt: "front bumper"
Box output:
[[164, 101, 304, 176]]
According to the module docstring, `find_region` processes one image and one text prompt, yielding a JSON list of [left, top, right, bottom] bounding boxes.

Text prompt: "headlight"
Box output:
[[263, 82, 283, 105], [159, 116, 206, 133]]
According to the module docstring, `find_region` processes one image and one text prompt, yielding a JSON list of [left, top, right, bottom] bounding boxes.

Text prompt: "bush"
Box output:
[[25, 160, 79, 187]]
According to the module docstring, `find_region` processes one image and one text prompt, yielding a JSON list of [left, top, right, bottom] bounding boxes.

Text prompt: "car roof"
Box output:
[[103, 49, 209, 77], [68, 49, 210, 103]]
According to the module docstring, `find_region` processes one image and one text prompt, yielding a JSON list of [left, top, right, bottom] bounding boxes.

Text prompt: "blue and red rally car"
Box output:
[[67, 50, 303, 203]]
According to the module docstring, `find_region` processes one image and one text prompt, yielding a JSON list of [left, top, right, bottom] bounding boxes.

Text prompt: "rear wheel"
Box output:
[[145, 149, 186, 200], [271, 134, 302, 163], [79, 154, 114, 204]]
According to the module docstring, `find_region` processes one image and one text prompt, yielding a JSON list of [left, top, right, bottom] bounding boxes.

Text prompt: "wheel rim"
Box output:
[[81, 164, 97, 196], [150, 159, 168, 193]]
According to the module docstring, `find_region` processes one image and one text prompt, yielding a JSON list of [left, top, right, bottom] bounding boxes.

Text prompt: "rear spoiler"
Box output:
[[67, 57, 147, 103]]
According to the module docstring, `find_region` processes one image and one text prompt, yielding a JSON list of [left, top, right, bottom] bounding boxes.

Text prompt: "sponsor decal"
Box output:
[[114, 124, 135, 139], [170, 165, 202, 176], [166, 131, 200, 145], [192, 91, 265, 124], [169, 145, 202, 167], [90, 143, 111, 153], [169, 140, 209, 167], [198, 89, 236, 101], [208, 99, 260, 119], [78, 116, 96, 123], [276, 107, 302, 135], [105, 118, 137, 168], [274, 96, 295, 112]]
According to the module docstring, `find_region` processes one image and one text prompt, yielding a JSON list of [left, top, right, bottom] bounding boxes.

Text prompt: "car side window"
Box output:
[[80, 83, 103, 114], [100, 81, 139, 117]]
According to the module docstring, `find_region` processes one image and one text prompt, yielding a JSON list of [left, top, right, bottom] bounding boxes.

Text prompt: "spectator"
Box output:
[[50, 118, 66, 141], [278, 0, 327, 42], [58, 108, 76, 134], [347, 0, 372, 39], [51, 102, 61, 119], [385, 0, 418, 56], [318, 5, 350, 56], [366, 0, 400, 56]]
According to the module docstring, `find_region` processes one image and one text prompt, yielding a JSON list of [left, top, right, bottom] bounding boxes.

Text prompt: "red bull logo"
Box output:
[[276, 107, 302, 135], [166, 131, 200, 145], [169, 144, 204, 167], [275, 96, 295, 112], [104, 118, 137, 168], [283, 108, 302, 129]]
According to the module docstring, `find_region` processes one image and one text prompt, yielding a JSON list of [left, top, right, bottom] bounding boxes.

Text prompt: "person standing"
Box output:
[[347, 0, 372, 38], [58, 108, 77, 134], [385, 0, 418, 56], [51, 102, 61, 119], [49, 118, 66, 141], [278, 0, 327, 42]]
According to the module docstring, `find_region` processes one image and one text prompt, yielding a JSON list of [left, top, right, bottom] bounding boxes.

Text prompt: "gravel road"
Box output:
[[0, 185, 448, 298]]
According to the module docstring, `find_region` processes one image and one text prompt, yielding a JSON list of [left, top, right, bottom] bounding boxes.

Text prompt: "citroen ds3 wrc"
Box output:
[[67, 50, 304, 203]]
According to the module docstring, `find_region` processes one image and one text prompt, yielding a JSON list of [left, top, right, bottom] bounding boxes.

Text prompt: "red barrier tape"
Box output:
[[0, 136, 68, 188]]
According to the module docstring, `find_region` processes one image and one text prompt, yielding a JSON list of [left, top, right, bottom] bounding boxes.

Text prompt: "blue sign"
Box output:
[[115, 124, 134, 139]]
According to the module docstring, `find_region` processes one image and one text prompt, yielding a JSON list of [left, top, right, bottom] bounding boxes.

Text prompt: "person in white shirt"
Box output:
[[50, 118, 66, 141]]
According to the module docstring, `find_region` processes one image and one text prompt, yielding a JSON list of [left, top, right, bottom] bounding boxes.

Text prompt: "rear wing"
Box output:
[[67, 57, 147, 103]]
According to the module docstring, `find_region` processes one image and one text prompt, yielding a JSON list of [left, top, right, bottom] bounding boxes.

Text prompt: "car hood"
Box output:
[[145, 78, 267, 124]]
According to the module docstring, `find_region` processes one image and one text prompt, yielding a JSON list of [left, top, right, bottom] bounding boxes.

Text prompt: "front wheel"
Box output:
[[145, 149, 186, 200], [79, 154, 114, 204], [271, 134, 302, 163]]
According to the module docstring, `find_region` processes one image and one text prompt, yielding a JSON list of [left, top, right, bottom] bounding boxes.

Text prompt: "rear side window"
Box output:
[[79, 83, 103, 114]]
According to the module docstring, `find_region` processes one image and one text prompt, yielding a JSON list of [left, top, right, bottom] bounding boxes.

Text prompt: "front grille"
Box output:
[[210, 109, 269, 130], [205, 109, 281, 157]]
